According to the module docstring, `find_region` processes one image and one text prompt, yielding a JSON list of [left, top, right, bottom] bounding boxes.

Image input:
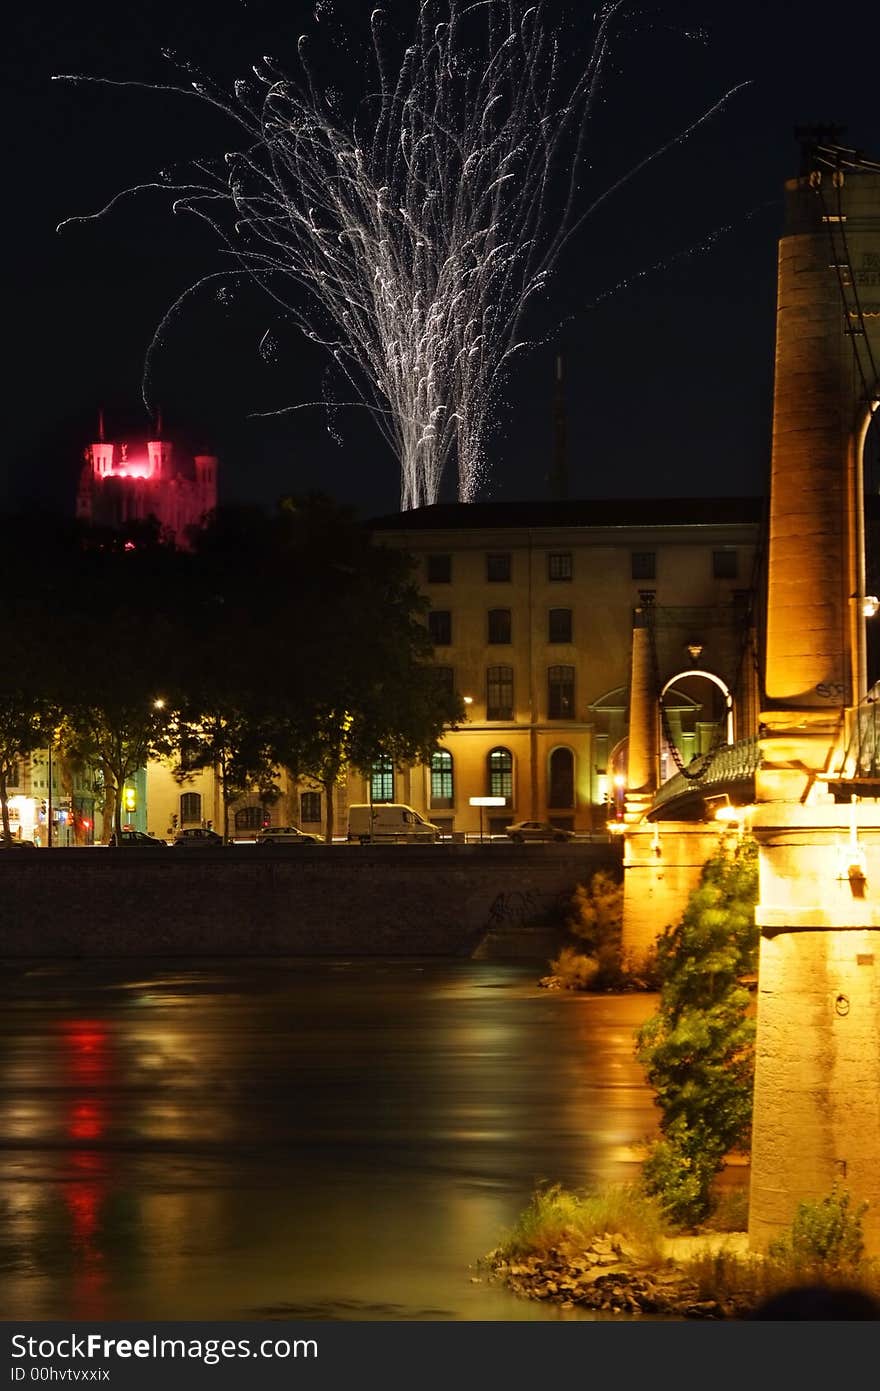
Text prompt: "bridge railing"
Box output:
[[649, 734, 761, 815], [841, 698, 880, 779]]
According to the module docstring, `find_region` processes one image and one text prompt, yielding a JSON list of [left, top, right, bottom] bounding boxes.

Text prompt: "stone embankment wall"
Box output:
[[0, 843, 620, 958]]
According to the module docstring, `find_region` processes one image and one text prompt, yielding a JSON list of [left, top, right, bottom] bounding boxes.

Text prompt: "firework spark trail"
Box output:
[[55, 1, 748, 510]]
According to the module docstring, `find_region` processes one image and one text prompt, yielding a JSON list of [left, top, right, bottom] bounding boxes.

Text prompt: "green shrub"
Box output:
[[636, 839, 759, 1226], [767, 1188, 868, 1275]]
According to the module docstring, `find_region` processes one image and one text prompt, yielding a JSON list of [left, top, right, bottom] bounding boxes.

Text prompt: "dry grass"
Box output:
[[495, 1182, 667, 1264]]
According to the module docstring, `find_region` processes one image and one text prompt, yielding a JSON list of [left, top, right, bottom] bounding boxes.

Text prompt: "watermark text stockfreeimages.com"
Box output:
[[10, 1333, 317, 1370]]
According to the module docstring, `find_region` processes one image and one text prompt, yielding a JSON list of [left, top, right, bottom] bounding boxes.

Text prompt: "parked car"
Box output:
[[173, 827, 224, 847], [0, 833, 36, 849], [108, 830, 168, 848], [256, 825, 322, 846], [505, 820, 574, 843]]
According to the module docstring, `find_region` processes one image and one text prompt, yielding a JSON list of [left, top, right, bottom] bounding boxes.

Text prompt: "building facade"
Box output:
[[76, 425, 218, 544], [352, 499, 763, 838]]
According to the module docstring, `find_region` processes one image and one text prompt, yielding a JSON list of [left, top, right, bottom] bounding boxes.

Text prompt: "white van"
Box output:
[[347, 804, 443, 843]]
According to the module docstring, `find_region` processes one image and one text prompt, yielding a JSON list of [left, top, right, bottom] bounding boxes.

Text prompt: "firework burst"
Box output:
[[56, 2, 747, 509]]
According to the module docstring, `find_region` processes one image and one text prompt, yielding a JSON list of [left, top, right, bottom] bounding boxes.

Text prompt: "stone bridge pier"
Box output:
[[749, 145, 880, 1255]]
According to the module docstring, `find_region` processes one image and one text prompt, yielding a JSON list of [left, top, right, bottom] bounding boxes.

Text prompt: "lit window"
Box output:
[[430, 750, 454, 808], [488, 747, 513, 803], [371, 756, 394, 803]]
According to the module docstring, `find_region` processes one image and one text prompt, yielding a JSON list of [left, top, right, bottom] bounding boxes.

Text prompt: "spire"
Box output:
[[155, 405, 163, 439], [97, 406, 105, 443]]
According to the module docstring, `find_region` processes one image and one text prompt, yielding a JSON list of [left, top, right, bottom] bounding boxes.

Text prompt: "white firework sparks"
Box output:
[[56, 2, 748, 510]]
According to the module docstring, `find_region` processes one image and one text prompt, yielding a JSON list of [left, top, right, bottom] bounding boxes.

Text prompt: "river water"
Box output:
[[0, 958, 659, 1321]]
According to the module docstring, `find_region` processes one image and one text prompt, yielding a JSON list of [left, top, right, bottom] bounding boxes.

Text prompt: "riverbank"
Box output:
[[480, 1230, 757, 1318]]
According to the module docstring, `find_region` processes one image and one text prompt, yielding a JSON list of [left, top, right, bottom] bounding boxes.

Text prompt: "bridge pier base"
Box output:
[[621, 820, 727, 970], [749, 804, 880, 1258]]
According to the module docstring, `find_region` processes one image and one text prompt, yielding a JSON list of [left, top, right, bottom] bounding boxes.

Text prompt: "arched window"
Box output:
[[430, 750, 454, 808], [488, 747, 513, 804], [548, 664, 575, 719], [487, 665, 514, 720], [371, 755, 394, 803], [234, 806, 264, 831], [180, 792, 202, 825], [548, 747, 575, 808]]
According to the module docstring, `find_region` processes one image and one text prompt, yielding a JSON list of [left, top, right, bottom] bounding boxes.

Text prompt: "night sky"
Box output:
[[7, 0, 880, 520]]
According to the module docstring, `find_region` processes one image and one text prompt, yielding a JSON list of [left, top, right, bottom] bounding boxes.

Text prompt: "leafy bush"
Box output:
[[548, 943, 600, 990], [636, 839, 759, 1226], [767, 1189, 868, 1274], [548, 871, 626, 989]]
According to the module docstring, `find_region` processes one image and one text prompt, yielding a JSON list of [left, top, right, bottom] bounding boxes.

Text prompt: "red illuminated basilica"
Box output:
[[76, 413, 218, 544]]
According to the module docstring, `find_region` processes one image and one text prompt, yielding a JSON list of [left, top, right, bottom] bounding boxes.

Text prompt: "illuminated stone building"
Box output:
[[352, 498, 763, 840], [76, 418, 218, 544]]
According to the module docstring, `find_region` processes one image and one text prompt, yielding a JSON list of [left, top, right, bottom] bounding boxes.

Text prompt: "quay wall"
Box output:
[[0, 843, 621, 958]]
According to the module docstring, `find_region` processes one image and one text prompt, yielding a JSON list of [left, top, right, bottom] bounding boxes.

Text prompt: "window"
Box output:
[[487, 665, 514, 720], [180, 792, 202, 824], [548, 608, 572, 643], [428, 609, 452, 645], [488, 747, 513, 803], [431, 667, 456, 699], [548, 664, 575, 719], [486, 552, 511, 582], [8, 762, 19, 788], [430, 750, 454, 808], [300, 792, 322, 823], [427, 553, 451, 583], [234, 805, 264, 831], [370, 756, 394, 803], [548, 748, 575, 808], [548, 551, 572, 581], [631, 551, 656, 580], [488, 608, 512, 644], [713, 549, 738, 579]]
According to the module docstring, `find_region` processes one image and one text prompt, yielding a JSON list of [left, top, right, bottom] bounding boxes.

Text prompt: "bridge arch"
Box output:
[[659, 669, 735, 748]]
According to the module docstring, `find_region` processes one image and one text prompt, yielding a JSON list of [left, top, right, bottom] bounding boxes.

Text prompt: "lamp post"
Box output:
[[47, 743, 52, 849]]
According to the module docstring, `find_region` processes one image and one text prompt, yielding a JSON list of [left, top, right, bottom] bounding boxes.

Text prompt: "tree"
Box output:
[[261, 495, 464, 840], [0, 564, 60, 841], [635, 838, 759, 1226], [169, 706, 280, 842], [49, 522, 187, 840]]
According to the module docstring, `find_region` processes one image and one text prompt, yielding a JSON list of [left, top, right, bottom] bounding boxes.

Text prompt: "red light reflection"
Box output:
[[56, 1020, 114, 1316]]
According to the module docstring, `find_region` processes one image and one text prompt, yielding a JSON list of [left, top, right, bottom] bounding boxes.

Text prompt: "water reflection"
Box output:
[[0, 960, 659, 1320]]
